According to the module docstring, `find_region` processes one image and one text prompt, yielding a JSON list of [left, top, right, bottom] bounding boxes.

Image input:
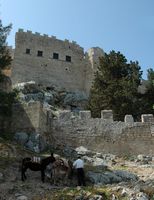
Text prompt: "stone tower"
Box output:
[[11, 29, 104, 95]]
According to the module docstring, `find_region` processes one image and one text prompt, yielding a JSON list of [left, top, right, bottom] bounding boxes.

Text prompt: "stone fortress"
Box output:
[[5, 29, 154, 156], [11, 29, 104, 95]]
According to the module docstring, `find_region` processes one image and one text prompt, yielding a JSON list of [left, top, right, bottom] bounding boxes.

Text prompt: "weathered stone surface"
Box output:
[[79, 111, 91, 120], [75, 146, 91, 156], [113, 170, 138, 182], [124, 115, 134, 124], [86, 171, 122, 184], [141, 114, 154, 123], [101, 110, 113, 122], [12, 31, 104, 96], [87, 169, 138, 185], [14, 132, 28, 145], [24, 132, 46, 152]]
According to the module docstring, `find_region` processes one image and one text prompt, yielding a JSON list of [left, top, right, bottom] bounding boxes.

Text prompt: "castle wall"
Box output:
[[11, 101, 42, 133], [49, 110, 154, 156], [2, 101, 154, 156], [11, 30, 89, 93], [84, 47, 105, 94]]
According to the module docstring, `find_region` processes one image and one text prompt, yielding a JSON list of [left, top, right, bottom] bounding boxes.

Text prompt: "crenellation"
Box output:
[[27, 30, 32, 34], [141, 114, 154, 123], [101, 110, 113, 122], [4, 29, 154, 156], [6, 101, 154, 155], [35, 32, 40, 36], [79, 110, 91, 120], [124, 115, 134, 125], [12, 29, 93, 94], [18, 28, 24, 32], [43, 34, 48, 37], [16, 30, 84, 50], [58, 110, 72, 121], [51, 35, 56, 39]]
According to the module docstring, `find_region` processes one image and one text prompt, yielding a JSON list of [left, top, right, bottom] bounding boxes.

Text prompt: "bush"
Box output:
[[0, 89, 19, 116]]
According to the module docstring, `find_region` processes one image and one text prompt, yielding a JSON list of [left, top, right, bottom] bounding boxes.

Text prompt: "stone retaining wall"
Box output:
[[49, 110, 154, 156], [1, 102, 154, 155]]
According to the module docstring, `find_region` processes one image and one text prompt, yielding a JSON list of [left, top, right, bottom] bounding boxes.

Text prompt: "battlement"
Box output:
[[12, 29, 105, 95], [56, 109, 154, 123], [17, 28, 83, 51], [7, 102, 154, 156]]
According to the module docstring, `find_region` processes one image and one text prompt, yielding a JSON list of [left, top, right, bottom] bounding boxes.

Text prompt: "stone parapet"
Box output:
[[141, 114, 154, 123], [101, 110, 113, 122], [124, 115, 134, 125], [17, 29, 83, 51], [79, 111, 91, 120], [58, 110, 72, 121]]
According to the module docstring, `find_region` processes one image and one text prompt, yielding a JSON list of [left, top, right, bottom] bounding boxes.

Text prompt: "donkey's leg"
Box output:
[[21, 168, 24, 181], [21, 167, 27, 181], [52, 169, 56, 185], [41, 169, 45, 182]]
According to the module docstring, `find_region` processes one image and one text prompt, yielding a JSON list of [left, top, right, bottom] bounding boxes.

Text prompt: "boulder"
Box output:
[[75, 146, 91, 156], [113, 170, 138, 182], [86, 171, 122, 185], [86, 169, 138, 185], [14, 132, 28, 145]]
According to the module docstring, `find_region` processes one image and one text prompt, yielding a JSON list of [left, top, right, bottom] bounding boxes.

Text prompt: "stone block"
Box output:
[[79, 110, 91, 120], [27, 30, 32, 34], [150, 125, 154, 135], [124, 115, 134, 124], [58, 110, 72, 121], [101, 110, 113, 122], [51, 36, 56, 39], [35, 32, 40, 36], [43, 34, 48, 37], [18, 28, 24, 32], [141, 114, 154, 123]]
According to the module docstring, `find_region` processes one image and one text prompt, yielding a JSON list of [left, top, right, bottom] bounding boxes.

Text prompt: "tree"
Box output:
[[0, 20, 12, 81], [0, 20, 18, 119], [139, 68, 154, 114], [88, 50, 143, 121]]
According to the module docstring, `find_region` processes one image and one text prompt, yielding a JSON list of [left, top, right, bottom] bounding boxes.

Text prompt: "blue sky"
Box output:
[[1, 0, 154, 79]]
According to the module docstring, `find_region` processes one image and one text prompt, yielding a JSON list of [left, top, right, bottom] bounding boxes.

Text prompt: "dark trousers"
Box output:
[[77, 168, 86, 186]]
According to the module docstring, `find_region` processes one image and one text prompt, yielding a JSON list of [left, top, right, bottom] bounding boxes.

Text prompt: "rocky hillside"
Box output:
[[14, 81, 88, 111], [0, 137, 154, 200], [1, 81, 154, 200]]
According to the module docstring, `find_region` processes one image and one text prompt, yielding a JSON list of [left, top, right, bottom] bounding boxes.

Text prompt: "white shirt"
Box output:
[[73, 159, 84, 169]]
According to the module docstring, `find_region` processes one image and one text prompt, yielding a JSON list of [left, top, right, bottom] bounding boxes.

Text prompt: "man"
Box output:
[[73, 156, 86, 186]]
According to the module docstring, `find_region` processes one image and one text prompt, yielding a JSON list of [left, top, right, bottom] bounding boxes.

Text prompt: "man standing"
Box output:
[[73, 156, 86, 186]]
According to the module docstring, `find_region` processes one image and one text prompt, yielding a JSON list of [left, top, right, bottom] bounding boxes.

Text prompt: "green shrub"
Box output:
[[0, 89, 19, 116]]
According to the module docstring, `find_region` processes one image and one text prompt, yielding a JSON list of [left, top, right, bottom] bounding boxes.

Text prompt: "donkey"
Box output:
[[52, 158, 73, 185], [21, 153, 56, 182]]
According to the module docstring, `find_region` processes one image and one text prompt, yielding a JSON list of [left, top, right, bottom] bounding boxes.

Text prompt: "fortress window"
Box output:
[[37, 50, 43, 57], [66, 55, 71, 62], [53, 53, 59, 59], [26, 48, 30, 54]]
